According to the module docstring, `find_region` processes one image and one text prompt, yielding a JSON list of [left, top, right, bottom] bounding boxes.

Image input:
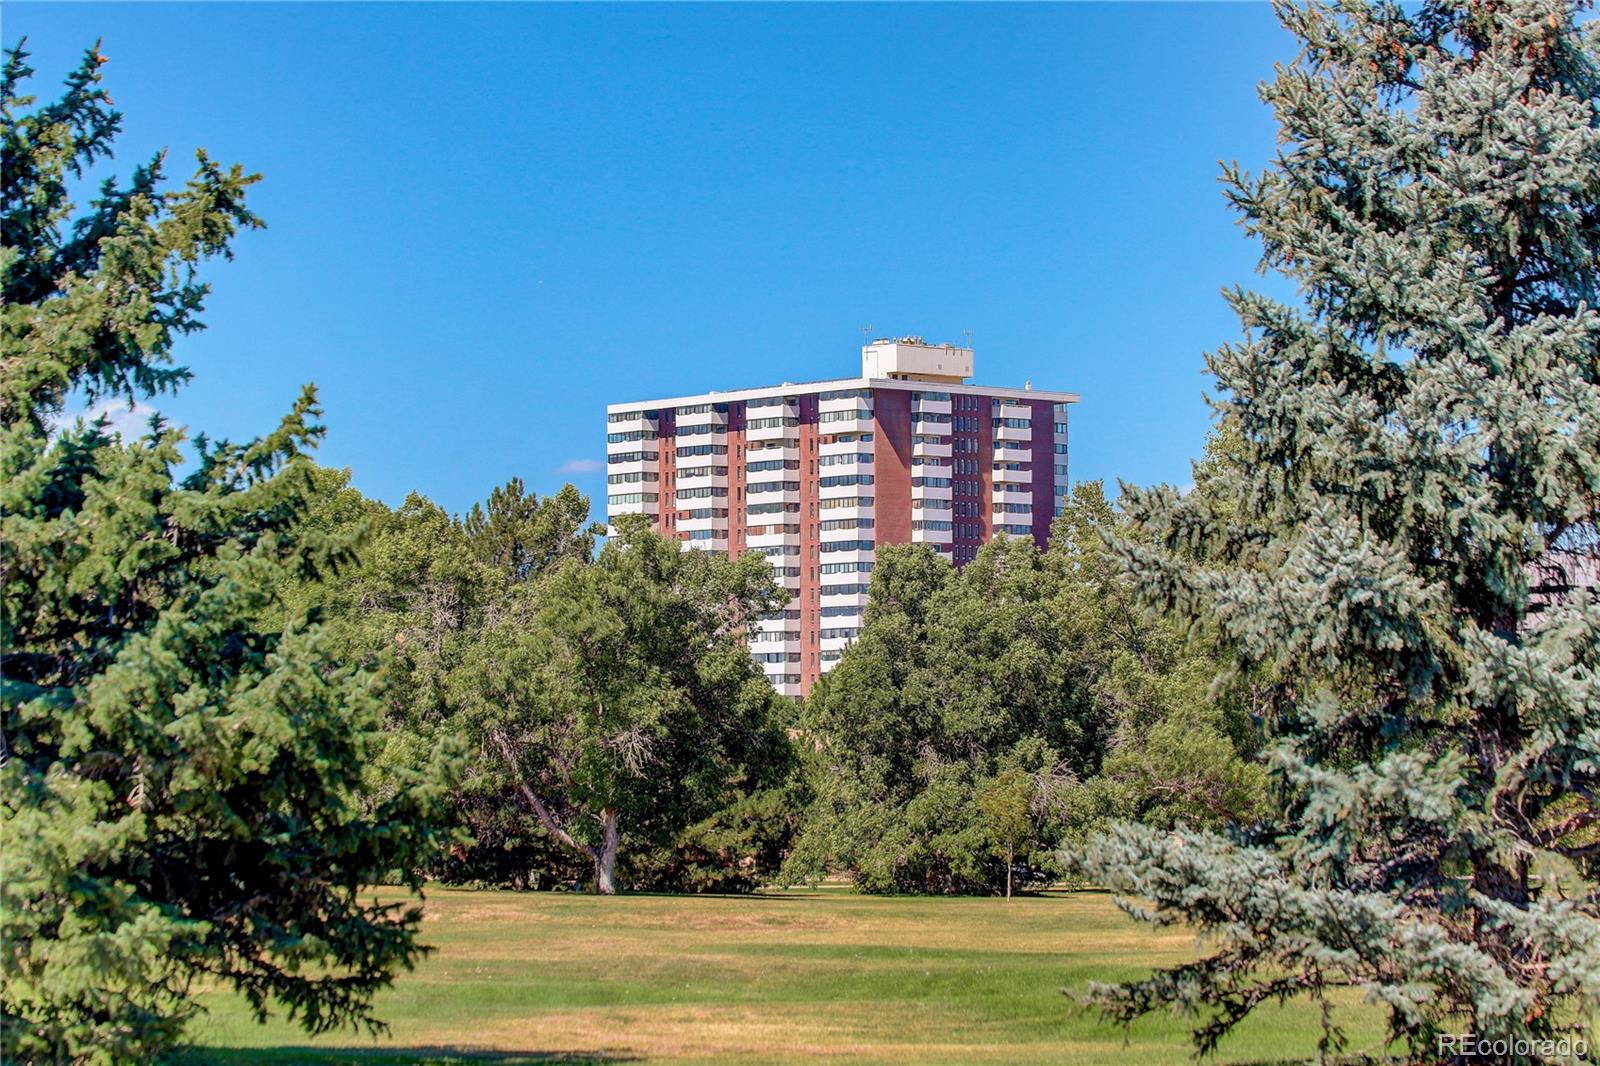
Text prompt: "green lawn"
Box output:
[[185, 886, 1383, 1065]]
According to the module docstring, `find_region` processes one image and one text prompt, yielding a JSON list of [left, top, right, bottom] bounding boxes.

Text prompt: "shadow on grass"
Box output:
[[183, 1048, 639, 1066]]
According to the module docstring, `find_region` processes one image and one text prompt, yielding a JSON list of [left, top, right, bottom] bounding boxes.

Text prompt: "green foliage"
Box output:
[[0, 43, 454, 1063], [788, 485, 1262, 895], [1077, 2, 1600, 1060], [306, 482, 799, 895], [450, 514, 795, 894]]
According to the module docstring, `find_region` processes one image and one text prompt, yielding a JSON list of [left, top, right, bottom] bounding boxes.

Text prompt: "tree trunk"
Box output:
[[1006, 844, 1013, 900], [593, 809, 620, 895]]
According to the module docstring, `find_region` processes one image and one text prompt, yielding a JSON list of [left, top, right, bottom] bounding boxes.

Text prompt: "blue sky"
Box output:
[[11, 3, 1297, 517]]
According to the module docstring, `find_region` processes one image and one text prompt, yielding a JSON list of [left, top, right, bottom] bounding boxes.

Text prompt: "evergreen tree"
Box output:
[[1, 43, 454, 1063], [1077, 2, 1600, 1059]]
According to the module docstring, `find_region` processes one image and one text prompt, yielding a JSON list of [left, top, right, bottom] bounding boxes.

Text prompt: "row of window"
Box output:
[[819, 452, 873, 466], [820, 539, 874, 553], [819, 408, 873, 424]]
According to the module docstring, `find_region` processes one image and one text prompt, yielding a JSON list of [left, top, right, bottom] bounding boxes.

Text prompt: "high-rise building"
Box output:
[[605, 338, 1080, 697]]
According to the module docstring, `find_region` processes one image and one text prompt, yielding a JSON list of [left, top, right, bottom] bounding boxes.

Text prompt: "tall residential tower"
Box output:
[[605, 338, 1079, 696]]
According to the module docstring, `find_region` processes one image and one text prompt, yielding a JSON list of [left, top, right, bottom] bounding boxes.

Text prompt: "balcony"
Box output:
[[677, 511, 724, 532], [912, 437, 952, 459], [911, 524, 954, 544], [606, 456, 657, 479], [606, 495, 659, 519], [676, 406, 727, 428], [745, 443, 799, 464], [746, 525, 803, 549], [749, 627, 801, 646], [992, 484, 1034, 507], [607, 432, 659, 454], [992, 443, 1032, 464], [992, 464, 1031, 485], [911, 482, 954, 502], [911, 395, 953, 416], [994, 421, 1033, 443], [746, 418, 798, 442], [818, 391, 871, 415], [681, 535, 729, 554], [820, 587, 870, 611], [818, 413, 874, 436], [818, 456, 873, 478], [994, 399, 1031, 419], [675, 468, 727, 491]]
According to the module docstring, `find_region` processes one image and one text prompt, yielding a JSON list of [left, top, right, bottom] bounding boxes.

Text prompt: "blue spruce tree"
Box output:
[[1079, 1, 1600, 1061]]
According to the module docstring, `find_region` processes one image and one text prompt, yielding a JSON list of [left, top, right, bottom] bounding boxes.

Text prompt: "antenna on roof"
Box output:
[[962, 328, 973, 350], [860, 324, 874, 347]]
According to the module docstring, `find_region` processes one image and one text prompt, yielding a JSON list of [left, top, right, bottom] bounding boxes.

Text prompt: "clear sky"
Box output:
[[10, 2, 1297, 517]]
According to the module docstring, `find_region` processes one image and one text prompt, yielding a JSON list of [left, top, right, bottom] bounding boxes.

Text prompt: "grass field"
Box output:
[[185, 886, 1381, 1065]]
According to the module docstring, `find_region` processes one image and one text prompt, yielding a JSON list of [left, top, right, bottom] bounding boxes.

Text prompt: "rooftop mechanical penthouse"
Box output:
[[606, 338, 1080, 697]]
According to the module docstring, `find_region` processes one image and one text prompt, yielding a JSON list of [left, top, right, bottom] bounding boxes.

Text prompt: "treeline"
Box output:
[[285, 470, 803, 895], [275, 466, 1261, 901]]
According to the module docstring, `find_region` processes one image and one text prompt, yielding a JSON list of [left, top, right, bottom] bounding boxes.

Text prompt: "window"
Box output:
[[608, 410, 653, 424], [607, 492, 658, 505], [820, 539, 874, 553], [819, 496, 874, 510], [819, 409, 872, 424], [819, 452, 873, 466], [607, 471, 658, 485], [819, 517, 874, 531], [747, 480, 800, 495], [819, 474, 874, 488], [747, 500, 800, 515], [675, 486, 728, 500], [747, 458, 799, 472], [606, 430, 656, 443], [820, 560, 873, 575], [748, 416, 799, 430], [911, 476, 952, 489]]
